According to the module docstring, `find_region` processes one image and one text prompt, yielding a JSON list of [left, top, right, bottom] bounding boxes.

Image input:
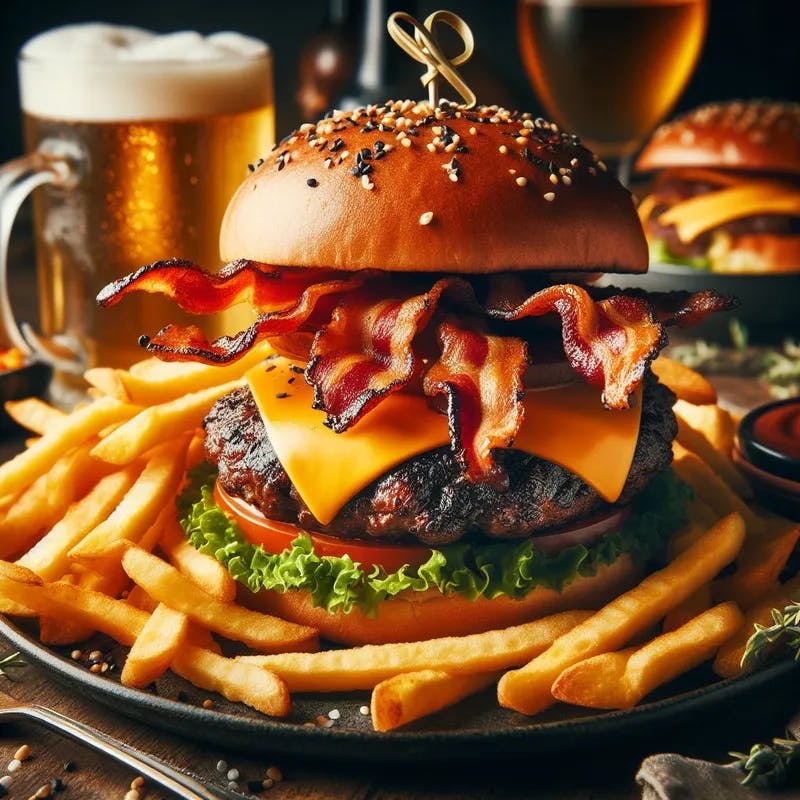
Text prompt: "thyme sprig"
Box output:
[[742, 601, 800, 669], [731, 739, 800, 788]]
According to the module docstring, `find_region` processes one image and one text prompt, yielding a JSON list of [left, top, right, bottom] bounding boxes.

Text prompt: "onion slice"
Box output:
[[531, 508, 630, 555]]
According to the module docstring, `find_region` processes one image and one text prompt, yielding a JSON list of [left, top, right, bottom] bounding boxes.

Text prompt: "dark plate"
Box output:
[[2, 614, 798, 766], [597, 262, 800, 344]]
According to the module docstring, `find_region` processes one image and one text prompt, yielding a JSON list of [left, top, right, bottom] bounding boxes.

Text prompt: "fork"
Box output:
[[0, 687, 241, 799]]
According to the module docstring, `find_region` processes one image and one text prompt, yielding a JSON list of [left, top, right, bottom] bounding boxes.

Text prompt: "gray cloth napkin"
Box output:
[[636, 754, 800, 800]]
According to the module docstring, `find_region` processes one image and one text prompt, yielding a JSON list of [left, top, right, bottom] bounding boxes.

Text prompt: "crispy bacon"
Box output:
[[488, 285, 664, 410], [306, 279, 474, 431], [424, 319, 527, 487]]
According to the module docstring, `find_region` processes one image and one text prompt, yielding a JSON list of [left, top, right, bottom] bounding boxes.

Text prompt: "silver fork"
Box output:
[[0, 687, 241, 799]]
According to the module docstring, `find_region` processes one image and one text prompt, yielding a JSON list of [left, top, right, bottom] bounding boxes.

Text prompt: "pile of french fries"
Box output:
[[0, 351, 797, 732]]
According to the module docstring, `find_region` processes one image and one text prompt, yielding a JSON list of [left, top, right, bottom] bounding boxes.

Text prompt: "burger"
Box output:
[[635, 100, 800, 273], [98, 100, 732, 645]]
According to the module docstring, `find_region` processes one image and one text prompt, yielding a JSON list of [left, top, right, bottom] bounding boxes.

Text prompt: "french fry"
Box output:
[[83, 367, 128, 400], [159, 518, 236, 602], [4, 398, 66, 435], [0, 570, 147, 645], [371, 670, 499, 732], [112, 341, 274, 405], [121, 603, 189, 688], [663, 584, 713, 633], [239, 610, 591, 692], [121, 546, 317, 653], [0, 397, 139, 497], [497, 513, 745, 715], [69, 438, 189, 564], [668, 497, 720, 557], [0, 443, 108, 559], [713, 574, 800, 679], [651, 356, 717, 405], [675, 413, 752, 499], [672, 443, 764, 535], [90, 381, 244, 465], [126, 584, 158, 613], [552, 602, 744, 710], [39, 575, 96, 646], [185, 431, 207, 470], [16, 464, 141, 581], [171, 645, 290, 718], [713, 517, 800, 608], [674, 399, 736, 456]]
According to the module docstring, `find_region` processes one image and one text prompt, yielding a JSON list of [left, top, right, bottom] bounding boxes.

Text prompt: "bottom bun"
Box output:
[[237, 555, 641, 645], [710, 233, 800, 273]]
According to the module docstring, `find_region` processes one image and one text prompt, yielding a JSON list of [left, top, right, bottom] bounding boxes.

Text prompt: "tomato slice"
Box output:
[[212, 482, 433, 572]]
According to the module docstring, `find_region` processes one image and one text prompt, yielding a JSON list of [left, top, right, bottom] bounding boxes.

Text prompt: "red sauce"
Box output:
[[753, 400, 800, 460]]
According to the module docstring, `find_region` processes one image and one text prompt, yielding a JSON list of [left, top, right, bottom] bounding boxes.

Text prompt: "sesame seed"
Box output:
[[89, 664, 102, 674], [323, 158, 332, 169], [419, 211, 434, 226], [7, 759, 21, 773], [562, 175, 572, 185], [426, 143, 436, 153], [515, 176, 528, 187], [130, 777, 145, 789], [570, 158, 579, 167], [328, 708, 341, 720], [543, 192, 555, 201], [448, 172, 459, 182], [469, 126, 477, 135], [401, 137, 412, 148], [597, 160, 608, 172], [508, 168, 517, 175], [306, 178, 318, 188], [361, 175, 374, 190], [359, 705, 370, 715], [549, 173, 558, 184], [266, 766, 283, 782], [227, 768, 240, 781], [340, 150, 350, 161], [123, 791, 139, 800], [498, 145, 508, 154], [34, 786, 51, 799], [262, 778, 275, 789], [216, 759, 228, 773], [202, 699, 214, 709], [515, 137, 527, 145], [15, 745, 30, 763]]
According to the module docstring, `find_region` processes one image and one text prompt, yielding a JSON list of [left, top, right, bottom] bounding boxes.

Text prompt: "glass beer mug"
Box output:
[[0, 24, 274, 396]]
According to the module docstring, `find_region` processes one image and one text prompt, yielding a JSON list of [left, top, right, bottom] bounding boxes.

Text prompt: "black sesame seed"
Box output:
[[455, 145, 468, 153], [276, 392, 290, 399], [50, 778, 65, 792], [290, 365, 304, 373], [287, 377, 296, 384], [256, 158, 264, 167], [330, 138, 345, 152], [360, 148, 372, 160], [350, 166, 361, 176], [375, 150, 386, 159], [374, 140, 385, 150], [306, 178, 319, 187], [360, 163, 373, 175], [137, 335, 150, 347], [277, 160, 285, 171], [265, 364, 276, 372], [63, 761, 77, 773], [247, 163, 255, 172], [347, 117, 358, 126]]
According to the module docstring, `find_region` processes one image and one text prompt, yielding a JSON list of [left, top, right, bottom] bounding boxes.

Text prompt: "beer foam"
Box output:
[[20, 24, 272, 121]]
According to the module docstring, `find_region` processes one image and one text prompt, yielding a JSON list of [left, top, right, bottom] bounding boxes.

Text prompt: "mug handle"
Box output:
[[0, 139, 87, 374]]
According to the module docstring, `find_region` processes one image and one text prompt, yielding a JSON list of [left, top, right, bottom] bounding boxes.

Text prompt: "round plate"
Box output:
[[2, 614, 798, 766], [597, 263, 800, 343]]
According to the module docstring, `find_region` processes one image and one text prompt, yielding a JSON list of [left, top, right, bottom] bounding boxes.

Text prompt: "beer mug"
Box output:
[[0, 24, 274, 392]]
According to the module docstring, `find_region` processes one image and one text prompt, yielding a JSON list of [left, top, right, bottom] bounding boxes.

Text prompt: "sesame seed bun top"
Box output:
[[636, 100, 800, 175], [219, 100, 648, 274]]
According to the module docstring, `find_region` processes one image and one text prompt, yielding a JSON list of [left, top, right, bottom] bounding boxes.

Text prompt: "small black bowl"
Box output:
[[736, 397, 800, 520], [0, 360, 53, 434], [598, 263, 800, 344]]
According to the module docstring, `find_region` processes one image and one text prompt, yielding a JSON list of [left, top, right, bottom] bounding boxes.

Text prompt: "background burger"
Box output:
[[99, 99, 731, 645], [635, 100, 800, 273]]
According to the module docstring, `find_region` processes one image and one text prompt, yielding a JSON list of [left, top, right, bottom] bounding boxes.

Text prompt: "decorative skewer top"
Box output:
[[387, 10, 476, 108]]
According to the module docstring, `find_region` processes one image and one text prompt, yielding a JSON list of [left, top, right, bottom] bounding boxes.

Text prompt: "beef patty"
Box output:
[[203, 374, 676, 546]]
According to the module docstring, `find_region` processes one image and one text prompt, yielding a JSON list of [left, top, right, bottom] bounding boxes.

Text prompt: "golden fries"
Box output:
[[552, 603, 743, 709], [121, 546, 318, 653], [171, 645, 290, 718], [121, 603, 189, 688], [497, 513, 745, 715], [0, 397, 139, 497], [651, 357, 717, 405], [371, 670, 498, 732], [673, 399, 736, 456], [672, 443, 764, 535], [69, 438, 189, 563], [239, 610, 590, 692], [159, 519, 236, 602], [90, 380, 243, 465], [662, 584, 712, 633], [4, 398, 66, 435]]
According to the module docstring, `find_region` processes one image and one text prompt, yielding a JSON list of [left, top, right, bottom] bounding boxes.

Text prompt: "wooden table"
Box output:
[[0, 218, 794, 800]]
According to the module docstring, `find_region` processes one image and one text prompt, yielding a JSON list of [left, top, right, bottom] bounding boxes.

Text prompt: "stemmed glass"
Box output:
[[517, 0, 708, 184]]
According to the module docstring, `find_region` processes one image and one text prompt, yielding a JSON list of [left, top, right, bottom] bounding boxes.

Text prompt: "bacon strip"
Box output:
[[306, 279, 474, 431], [423, 319, 528, 487], [488, 284, 664, 409]]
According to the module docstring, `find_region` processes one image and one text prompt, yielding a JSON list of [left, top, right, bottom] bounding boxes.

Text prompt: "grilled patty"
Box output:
[[203, 374, 676, 546]]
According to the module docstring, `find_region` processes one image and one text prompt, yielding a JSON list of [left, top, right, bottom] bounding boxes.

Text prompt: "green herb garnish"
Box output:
[[742, 601, 800, 670], [731, 739, 800, 787]]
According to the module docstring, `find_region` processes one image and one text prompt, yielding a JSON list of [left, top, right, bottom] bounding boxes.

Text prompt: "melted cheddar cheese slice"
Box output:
[[247, 360, 642, 525]]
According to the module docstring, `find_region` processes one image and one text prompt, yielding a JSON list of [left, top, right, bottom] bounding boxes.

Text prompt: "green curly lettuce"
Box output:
[[649, 238, 712, 271], [180, 467, 691, 616]]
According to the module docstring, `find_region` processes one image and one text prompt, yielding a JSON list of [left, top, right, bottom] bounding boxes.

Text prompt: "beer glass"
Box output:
[[517, 0, 708, 181], [0, 24, 274, 395]]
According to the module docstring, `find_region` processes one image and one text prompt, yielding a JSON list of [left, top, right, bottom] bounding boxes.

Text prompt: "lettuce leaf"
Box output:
[[180, 467, 690, 616], [649, 238, 712, 271]]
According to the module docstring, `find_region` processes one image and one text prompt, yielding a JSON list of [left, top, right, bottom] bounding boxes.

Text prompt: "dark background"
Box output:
[[0, 0, 797, 162]]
